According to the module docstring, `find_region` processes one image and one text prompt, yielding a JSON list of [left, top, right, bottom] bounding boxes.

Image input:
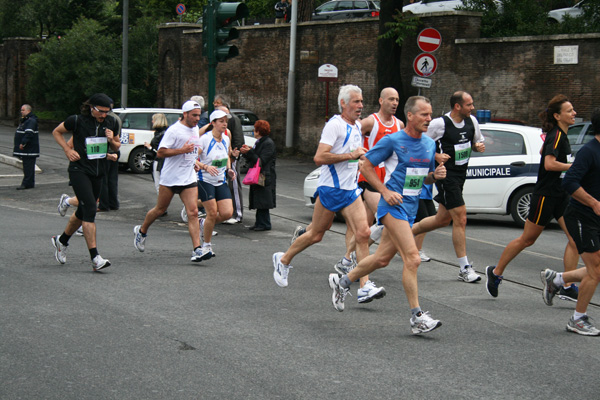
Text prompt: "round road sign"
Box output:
[[417, 28, 442, 53], [176, 3, 186, 15], [413, 53, 437, 77]]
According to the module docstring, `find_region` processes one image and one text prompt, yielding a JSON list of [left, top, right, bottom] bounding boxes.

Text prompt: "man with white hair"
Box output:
[[190, 95, 209, 126], [272, 85, 371, 304]]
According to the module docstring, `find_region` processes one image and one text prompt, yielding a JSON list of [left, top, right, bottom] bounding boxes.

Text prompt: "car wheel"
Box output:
[[510, 187, 532, 228], [128, 147, 152, 174]]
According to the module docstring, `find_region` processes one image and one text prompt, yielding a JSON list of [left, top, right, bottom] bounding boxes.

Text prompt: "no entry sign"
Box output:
[[417, 28, 442, 53], [413, 53, 437, 77]]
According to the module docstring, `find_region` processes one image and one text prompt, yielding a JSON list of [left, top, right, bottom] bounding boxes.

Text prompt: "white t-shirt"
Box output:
[[317, 115, 362, 191], [158, 121, 200, 187], [425, 113, 484, 142], [197, 132, 230, 186]]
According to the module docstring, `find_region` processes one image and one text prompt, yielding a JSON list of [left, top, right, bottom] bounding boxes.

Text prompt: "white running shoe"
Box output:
[[334, 257, 355, 275], [133, 225, 146, 252], [51, 235, 67, 264], [410, 311, 442, 334], [369, 224, 384, 242], [57, 194, 70, 217], [181, 206, 188, 223], [419, 250, 431, 262], [92, 255, 111, 272], [222, 218, 238, 225], [191, 245, 214, 262], [328, 273, 350, 312], [75, 226, 84, 236], [290, 226, 305, 245], [357, 280, 386, 303], [458, 265, 481, 283], [273, 252, 292, 287]]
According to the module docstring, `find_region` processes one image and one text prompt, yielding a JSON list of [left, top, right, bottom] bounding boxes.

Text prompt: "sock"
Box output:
[[339, 275, 352, 288], [574, 311, 586, 320], [89, 247, 99, 260], [59, 232, 71, 246], [411, 307, 422, 317], [458, 256, 470, 270], [553, 273, 565, 287], [341, 257, 352, 266], [66, 197, 73, 206], [203, 242, 211, 247]]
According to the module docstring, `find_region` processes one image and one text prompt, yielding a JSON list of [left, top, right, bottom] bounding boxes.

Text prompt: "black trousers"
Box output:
[[255, 209, 271, 229], [21, 156, 37, 188], [99, 159, 119, 210]]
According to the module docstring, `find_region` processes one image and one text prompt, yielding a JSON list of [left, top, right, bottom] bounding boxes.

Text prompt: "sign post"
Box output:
[[318, 64, 338, 121], [176, 3, 186, 23]]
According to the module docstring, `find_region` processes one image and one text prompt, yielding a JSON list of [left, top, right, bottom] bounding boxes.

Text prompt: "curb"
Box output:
[[0, 154, 43, 172]]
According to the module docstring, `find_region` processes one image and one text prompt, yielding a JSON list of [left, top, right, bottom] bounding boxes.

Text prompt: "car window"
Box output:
[[353, 1, 369, 10], [165, 113, 182, 127], [121, 113, 151, 130], [317, 1, 338, 12], [336, 1, 354, 11], [582, 128, 596, 145], [567, 124, 585, 145], [237, 113, 258, 126], [372, 1, 380, 10], [473, 129, 526, 157]]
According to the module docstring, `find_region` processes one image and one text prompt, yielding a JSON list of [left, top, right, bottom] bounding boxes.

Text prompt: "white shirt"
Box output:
[[317, 115, 363, 190], [425, 113, 484, 142], [197, 132, 230, 186], [158, 121, 200, 187]]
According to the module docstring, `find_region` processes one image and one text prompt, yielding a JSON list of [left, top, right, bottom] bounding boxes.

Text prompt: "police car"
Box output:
[[303, 123, 545, 227]]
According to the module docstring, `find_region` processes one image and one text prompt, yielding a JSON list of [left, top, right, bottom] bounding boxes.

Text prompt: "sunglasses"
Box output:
[[93, 106, 111, 115]]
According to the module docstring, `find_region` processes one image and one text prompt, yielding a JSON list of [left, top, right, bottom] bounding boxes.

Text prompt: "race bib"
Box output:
[[85, 137, 108, 159], [454, 142, 472, 165], [211, 157, 228, 168], [403, 167, 428, 196]]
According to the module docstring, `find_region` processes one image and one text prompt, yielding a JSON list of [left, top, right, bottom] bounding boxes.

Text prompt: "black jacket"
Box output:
[[13, 113, 39, 157], [243, 136, 277, 210]]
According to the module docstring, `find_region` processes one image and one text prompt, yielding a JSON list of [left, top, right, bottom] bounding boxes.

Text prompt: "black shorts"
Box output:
[[358, 180, 378, 194], [163, 181, 197, 195], [433, 173, 466, 210], [527, 192, 569, 226], [564, 205, 600, 254], [416, 199, 436, 222], [69, 170, 102, 223], [198, 181, 232, 202]]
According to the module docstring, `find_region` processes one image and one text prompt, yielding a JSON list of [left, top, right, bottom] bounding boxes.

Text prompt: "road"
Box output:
[[1, 125, 599, 399]]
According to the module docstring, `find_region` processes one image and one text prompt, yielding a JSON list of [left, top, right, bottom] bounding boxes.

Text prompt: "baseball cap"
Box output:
[[182, 100, 201, 113], [210, 109, 229, 122]]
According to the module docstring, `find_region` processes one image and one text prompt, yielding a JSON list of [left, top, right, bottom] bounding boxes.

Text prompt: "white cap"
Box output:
[[210, 109, 230, 122], [182, 100, 201, 112]]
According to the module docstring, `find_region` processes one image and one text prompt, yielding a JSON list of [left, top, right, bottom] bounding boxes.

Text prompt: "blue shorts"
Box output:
[[377, 203, 416, 227], [198, 181, 231, 202], [315, 186, 362, 213]]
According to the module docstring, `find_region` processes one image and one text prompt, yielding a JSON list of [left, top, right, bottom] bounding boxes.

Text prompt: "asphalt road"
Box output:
[[1, 126, 600, 399]]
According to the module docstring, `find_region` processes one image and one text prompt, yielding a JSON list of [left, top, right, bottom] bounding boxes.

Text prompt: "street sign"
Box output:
[[411, 76, 432, 88], [176, 3, 186, 15], [413, 53, 437, 77], [417, 28, 442, 53], [318, 64, 338, 82]]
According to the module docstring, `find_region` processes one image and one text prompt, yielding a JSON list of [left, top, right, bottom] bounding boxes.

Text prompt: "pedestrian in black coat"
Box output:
[[13, 104, 39, 190], [240, 120, 276, 231]]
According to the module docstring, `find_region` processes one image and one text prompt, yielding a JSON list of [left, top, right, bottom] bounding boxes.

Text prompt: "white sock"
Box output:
[[553, 273, 565, 287], [458, 256, 470, 270], [66, 197, 73, 206], [203, 242, 211, 248], [574, 311, 586, 320]]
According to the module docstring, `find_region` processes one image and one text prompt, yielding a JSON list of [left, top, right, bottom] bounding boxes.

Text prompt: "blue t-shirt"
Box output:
[[365, 130, 436, 219]]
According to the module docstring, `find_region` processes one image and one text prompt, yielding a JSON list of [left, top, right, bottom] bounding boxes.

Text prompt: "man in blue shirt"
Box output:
[[328, 96, 447, 334]]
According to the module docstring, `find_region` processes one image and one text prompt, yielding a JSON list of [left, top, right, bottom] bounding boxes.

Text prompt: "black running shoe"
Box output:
[[485, 266, 503, 298]]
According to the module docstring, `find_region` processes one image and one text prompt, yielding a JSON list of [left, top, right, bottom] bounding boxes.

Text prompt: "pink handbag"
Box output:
[[242, 159, 265, 186]]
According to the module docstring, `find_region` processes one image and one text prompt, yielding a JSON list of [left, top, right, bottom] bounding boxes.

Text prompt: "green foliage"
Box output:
[[26, 18, 121, 115], [379, 9, 420, 45], [127, 16, 160, 106]]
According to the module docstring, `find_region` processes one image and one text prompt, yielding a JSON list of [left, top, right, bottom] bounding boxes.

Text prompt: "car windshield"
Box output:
[[472, 129, 526, 157]]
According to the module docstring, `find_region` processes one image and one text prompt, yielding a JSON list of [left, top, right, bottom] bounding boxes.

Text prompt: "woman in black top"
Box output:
[[240, 120, 276, 231], [145, 113, 169, 194]]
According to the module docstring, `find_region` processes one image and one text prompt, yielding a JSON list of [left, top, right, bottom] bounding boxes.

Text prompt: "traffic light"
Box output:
[[203, 1, 248, 64]]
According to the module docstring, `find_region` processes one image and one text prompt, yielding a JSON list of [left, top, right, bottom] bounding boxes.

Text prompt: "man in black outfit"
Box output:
[[13, 104, 39, 190]]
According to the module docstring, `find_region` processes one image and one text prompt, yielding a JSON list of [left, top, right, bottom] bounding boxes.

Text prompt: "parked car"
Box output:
[[312, 0, 380, 21], [547, 0, 586, 23], [115, 107, 257, 174], [567, 121, 595, 154], [303, 123, 545, 227], [231, 108, 259, 137], [402, 0, 501, 14]]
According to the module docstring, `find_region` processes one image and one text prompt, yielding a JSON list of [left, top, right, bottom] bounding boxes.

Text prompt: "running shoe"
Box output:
[[419, 250, 431, 262], [558, 284, 579, 302], [541, 268, 559, 306], [92, 255, 111, 272], [485, 265, 503, 298], [191, 245, 214, 262], [328, 273, 350, 312], [334, 257, 355, 275], [566, 315, 600, 336], [199, 217, 205, 243], [410, 311, 442, 334], [51, 235, 67, 264], [290, 225, 305, 245], [133, 225, 146, 252], [198, 208, 206, 219], [458, 265, 481, 283], [57, 194, 70, 217], [222, 218, 238, 225], [75, 226, 84, 236], [357, 280, 386, 303], [369, 224, 384, 242], [273, 252, 292, 287], [181, 206, 188, 223]]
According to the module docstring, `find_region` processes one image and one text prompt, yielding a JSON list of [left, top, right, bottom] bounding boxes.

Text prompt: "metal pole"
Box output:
[[121, 0, 129, 108], [207, 0, 217, 112], [285, 0, 298, 148]]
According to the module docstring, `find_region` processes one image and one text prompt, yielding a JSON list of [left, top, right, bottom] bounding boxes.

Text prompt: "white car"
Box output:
[[303, 123, 545, 227], [547, 0, 586, 23], [402, 0, 501, 14], [114, 107, 257, 173]]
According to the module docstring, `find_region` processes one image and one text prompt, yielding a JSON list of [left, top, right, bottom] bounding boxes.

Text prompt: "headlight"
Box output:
[[306, 169, 320, 180]]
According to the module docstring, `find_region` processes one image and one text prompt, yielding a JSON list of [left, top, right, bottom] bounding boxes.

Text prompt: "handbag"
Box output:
[[243, 159, 265, 186]]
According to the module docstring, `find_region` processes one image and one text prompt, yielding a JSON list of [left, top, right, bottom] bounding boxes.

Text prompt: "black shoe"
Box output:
[[16, 185, 33, 190], [558, 284, 578, 302], [253, 226, 271, 231], [485, 265, 502, 298], [248, 225, 257, 230]]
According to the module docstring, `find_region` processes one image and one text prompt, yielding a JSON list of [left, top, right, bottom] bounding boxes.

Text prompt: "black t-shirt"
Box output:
[[534, 126, 571, 197], [64, 113, 118, 176], [436, 115, 475, 174], [563, 137, 600, 213]]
